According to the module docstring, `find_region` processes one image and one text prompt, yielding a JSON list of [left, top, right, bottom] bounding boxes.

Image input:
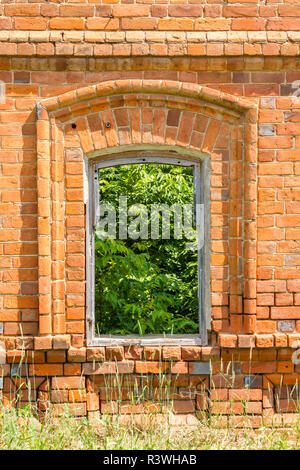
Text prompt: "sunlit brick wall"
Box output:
[[0, 1, 300, 425]]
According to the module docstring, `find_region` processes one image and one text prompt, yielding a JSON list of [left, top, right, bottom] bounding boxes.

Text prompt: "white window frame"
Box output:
[[85, 155, 210, 346]]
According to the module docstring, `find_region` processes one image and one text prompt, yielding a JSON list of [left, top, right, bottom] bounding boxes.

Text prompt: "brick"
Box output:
[[52, 376, 85, 390], [113, 6, 149, 18], [223, 6, 258, 18], [86, 348, 105, 362], [158, 19, 194, 31], [169, 6, 202, 18], [52, 335, 71, 350], [267, 19, 300, 31], [1, 2, 300, 423], [122, 19, 155, 30], [181, 347, 201, 361], [238, 335, 256, 349], [144, 347, 162, 361], [60, 6, 94, 17], [105, 347, 124, 361], [52, 403, 86, 417], [69, 389, 87, 403], [87, 393, 99, 411], [5, 5, 40, 17], [195, 19, 230, 31], [47, 350, 66, 363], [172, 400, 195, 414], [135, 361, 168, 374], [83, 361, 134, 375], [50, 19, 85, 31], [15, 19, 48, 31], [68, 348, 86, 363], [256, 335, 274, 348], [219, 334, 237, 348], [125, 345, 143, 359], [271, 307, 300, 319], [232, 19, 265, 31], [162, 347, 181, 361], [171, 362, 188, 374], [30, 364, 63, 377], [189, 362, 211, 375]]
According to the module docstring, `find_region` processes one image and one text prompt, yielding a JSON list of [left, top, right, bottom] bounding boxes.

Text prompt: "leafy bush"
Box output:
[[95, 163, 199, 335]]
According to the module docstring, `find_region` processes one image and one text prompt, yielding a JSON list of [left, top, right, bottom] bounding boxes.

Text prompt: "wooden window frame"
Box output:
[[86, 154, 211, 346]]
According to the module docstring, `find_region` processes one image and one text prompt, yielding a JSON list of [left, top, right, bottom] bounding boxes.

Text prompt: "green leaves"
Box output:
[[95, 163, 199, 335]]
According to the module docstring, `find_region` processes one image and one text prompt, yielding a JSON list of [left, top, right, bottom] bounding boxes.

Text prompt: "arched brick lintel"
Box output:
[[39, 79, 257, 115], [36, 80, 258, 343]]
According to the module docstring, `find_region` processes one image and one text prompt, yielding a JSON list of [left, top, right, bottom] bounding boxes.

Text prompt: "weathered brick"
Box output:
[[0, 2, 299, 424]]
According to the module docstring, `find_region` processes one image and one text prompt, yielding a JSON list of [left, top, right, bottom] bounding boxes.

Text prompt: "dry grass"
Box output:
[[1, 350, 300, 450], [0, 403, 300, 450]]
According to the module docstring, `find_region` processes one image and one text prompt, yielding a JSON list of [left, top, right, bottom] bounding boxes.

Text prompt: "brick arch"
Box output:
[[36, 79, 258, 347]]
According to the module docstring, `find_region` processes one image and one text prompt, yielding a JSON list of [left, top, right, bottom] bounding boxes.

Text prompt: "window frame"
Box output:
[[85, 154, 210, 346]]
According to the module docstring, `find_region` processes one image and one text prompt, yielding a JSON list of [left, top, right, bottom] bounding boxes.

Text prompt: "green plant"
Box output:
[[95, 163, 199, 335]]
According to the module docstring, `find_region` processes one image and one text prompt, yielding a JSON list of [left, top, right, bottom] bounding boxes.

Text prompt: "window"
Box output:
[[86, 155, 210, 345]]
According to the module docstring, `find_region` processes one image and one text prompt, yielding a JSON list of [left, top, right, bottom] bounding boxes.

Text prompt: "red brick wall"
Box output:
[[1, 1, 300, 426]]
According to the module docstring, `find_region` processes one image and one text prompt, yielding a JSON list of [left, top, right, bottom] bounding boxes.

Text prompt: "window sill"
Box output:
[[88, 334, 203, 347]]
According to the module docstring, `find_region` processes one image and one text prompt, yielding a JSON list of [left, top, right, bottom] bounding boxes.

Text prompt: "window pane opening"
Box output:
[[92, 160, 203, 337]]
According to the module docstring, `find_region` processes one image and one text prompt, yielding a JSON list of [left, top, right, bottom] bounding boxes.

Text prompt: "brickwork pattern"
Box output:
[[0, 1, 300, 424], [1, 1, 300, 57]]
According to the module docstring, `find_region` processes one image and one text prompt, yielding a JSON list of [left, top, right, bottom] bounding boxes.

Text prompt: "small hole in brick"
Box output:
[[105, 122, 111, 129], [71, 123, 77, 129]]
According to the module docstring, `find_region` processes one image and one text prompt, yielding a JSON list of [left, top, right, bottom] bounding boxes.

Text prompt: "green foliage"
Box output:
[[95, 163, 199, 335]]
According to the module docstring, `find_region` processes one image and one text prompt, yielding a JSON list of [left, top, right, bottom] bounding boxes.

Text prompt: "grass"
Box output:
[[0, 403, 300, 450], [2, 349, 300, 450], [1, 387, 300, 451]]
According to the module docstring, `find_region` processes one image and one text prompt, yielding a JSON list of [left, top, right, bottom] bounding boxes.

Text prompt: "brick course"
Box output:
[[0, 1, 300, 425]]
